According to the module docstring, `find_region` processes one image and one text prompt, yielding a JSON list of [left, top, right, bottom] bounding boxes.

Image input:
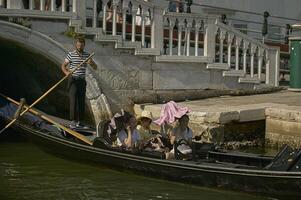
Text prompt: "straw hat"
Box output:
[[138, 110, 153, 121]]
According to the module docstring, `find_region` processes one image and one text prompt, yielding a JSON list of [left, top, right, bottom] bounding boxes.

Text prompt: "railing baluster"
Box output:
[[122, 8, 127, 39], [204, 21, 218, 62], [243, 41, 249, 73], [141, 10, 146, 47], [112, 2, 117, 35], [258, 48, 263, 79], [62, 0, 66, 12], [186, 22, 192, 56], [227, 34, 234, 67], [102, 1, 108, 34], [40, 0, 45, 11], [168, 19, 175, 55], [131, 8, 137, 42], [29, 0, 34, 10], [177, 21, 184, 56], [219, 30, 226, 63], [72, 0, 77, 12], [235, 38, 242, 70], [50, 0, 55, 11], [0, 0, 4, 8], [250, 45, 257, 77], [92, 0, 97, 28], [265, 51, 270, 84], [194, 23, 201, 56], [6, 0, 11, 8]]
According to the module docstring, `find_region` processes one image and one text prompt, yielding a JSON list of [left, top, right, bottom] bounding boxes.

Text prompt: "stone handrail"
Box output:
[[215, 21, 280, 86]]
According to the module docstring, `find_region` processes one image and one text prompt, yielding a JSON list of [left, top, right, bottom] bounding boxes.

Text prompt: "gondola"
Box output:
[[0, 95, 301, 199]]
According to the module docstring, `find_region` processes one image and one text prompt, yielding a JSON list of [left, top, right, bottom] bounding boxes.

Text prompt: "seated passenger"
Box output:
[[137, 110, 166, 152], [137, 110, 154, 142], [116, 113, 141, 150], [166, 114, 193, 159]]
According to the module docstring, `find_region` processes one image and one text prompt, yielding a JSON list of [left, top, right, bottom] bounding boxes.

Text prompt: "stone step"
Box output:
[[239, 76, 261, 84], [116, 41, 141, 49], [206, 63, 230, 70], [95, 34, 122, 43], [76, 27, 103, 35], [223, 70, 245, 77], [69, 19, 82, 27], [135, 48, 161, 56], [155, 55, 211, 63]]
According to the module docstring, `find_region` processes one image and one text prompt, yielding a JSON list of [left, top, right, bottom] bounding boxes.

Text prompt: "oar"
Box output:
[[0, 52, 95, 134], [13, 98, 26, 119], [0, 94, 93, 145]]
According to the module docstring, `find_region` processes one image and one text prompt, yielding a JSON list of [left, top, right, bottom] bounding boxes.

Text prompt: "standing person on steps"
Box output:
[[61, 37, 97, 129]]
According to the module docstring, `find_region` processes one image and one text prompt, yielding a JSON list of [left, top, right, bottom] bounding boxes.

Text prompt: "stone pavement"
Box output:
[[135, 90, 301, 124]]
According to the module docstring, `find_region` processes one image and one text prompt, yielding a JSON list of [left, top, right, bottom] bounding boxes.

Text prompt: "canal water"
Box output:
[[0, 140, 271, 200]]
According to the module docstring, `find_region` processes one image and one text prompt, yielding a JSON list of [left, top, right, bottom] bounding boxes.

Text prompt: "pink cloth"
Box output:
[[154, 101, 191, 125]]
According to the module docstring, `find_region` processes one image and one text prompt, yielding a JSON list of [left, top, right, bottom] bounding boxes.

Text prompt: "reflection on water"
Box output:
[[0, 142, 269, 200]]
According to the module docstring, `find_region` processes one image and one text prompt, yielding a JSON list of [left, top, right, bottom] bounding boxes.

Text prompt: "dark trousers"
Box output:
[[68, 76, 86, 122]]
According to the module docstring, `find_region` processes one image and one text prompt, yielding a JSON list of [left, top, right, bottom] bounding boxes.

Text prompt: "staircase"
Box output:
[[67, 0, 279, 90]]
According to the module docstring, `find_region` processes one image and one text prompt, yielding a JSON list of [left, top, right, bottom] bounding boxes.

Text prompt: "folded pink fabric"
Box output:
[[154, 101, 191, 125]]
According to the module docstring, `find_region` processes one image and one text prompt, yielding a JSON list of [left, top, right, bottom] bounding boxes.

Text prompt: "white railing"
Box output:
[[215, 21, 280, 86], [1, 0, 76, 12], [89, 0, 156, 49], [163, 12, 206, 57]]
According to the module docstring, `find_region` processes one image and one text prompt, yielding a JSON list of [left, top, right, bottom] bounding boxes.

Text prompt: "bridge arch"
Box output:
[[0, 20, 102, 123]]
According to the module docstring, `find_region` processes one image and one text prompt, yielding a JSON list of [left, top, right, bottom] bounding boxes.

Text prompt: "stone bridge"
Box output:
[[0, 0, 280, 124]]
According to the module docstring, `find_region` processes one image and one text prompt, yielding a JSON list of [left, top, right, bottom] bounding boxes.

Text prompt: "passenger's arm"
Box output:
[[124, 127, 132, 148], [188, 129, 193, 146], [170, 132, 176, 145]]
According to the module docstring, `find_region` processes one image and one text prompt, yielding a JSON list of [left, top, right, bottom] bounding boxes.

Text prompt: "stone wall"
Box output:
[[266, 105, 301, 148]]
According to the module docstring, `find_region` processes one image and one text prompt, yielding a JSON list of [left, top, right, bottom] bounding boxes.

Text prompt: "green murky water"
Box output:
[[0, 141, 271, 200]]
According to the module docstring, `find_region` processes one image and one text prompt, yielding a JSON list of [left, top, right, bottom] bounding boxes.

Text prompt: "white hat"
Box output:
[[138, 110, 153, 120]]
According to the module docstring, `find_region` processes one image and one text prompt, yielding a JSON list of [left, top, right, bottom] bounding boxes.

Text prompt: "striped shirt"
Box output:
[[65, 50, 90, 78]]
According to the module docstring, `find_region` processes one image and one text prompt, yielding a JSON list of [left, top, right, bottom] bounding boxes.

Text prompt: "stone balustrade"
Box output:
[[99, 0, 155, 48], [2, 0, 76, 12], [163, 12, 208, 57], [215, 21, 280, 86]]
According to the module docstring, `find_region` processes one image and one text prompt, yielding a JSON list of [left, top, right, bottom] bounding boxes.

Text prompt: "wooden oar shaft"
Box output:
[[13, 98, 26, 119], [0, 52, 95, 134], [0, 94, 93, 145]]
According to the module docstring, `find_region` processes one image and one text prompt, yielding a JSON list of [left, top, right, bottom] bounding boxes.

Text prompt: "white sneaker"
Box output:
[[69, 121, 77, 129], [76, 122, 90, 129]]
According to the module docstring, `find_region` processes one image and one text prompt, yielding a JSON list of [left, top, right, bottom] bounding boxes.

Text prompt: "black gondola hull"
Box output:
[[7, 121, 301, 200]]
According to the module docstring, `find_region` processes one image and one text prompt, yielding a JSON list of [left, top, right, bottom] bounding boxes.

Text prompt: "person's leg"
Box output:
[[34, 0, 40, 10], [77, 79, 86, 123], [56, 0, 61, 9], [45, 0, 50, 10], [66, 0, 70, 11], [68, 79, 77, 122], [22, 0, 29, 9]]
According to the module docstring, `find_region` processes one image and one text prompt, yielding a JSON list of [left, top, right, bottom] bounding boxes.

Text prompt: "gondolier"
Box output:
[[61, 37, 97, 129]]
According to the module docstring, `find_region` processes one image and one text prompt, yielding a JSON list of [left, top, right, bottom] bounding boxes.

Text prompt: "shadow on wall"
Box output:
[[0, 37, 91, 120]]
